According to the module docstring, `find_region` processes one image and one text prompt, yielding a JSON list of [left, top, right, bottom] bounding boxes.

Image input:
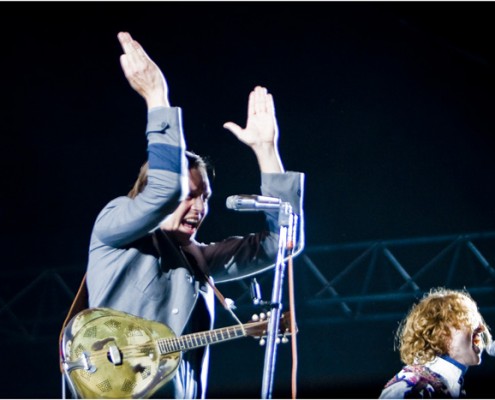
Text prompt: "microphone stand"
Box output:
[[261, 202, 298, 399]]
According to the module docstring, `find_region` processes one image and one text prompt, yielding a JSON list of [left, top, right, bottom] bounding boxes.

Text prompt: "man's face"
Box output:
[[448, 303, 486, 366], [160, 167, 211, 245]]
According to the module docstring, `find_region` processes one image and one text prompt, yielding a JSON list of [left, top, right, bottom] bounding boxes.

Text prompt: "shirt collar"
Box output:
[[440, 354, 469, 376], [425, 356, 466, 397]]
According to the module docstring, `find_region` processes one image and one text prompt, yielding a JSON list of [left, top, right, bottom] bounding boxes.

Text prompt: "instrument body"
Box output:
[[60, 307, 289, 398]]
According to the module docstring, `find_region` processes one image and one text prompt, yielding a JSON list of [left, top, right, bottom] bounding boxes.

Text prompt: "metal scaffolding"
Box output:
[[215, 231, 495, 325], [1, 231, 494, 343]]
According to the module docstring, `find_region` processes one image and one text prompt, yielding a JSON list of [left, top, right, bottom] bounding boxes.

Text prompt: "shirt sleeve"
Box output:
[[203, 171, 305, 283], [92, 107, 188, 248]]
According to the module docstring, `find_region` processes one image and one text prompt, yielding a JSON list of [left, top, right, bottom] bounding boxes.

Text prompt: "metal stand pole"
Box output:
[[261, 202, 297, 399], [61, 373, 67, 399]]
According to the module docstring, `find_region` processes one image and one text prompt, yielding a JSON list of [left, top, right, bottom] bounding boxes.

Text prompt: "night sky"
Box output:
[[2, 1, 495, 398]]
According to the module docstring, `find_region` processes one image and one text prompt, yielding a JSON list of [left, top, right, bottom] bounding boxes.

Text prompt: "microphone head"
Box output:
[[225, 196, 236, 210], [225, 194, 281, 211], [486, 341, 495, 357], [226, 195, 257, 210]]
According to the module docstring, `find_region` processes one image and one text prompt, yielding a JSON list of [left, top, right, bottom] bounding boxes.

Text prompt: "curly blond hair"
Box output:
[[396, 287, 491, 365]]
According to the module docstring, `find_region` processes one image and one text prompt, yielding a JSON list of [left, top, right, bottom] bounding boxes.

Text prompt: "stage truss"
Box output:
[[1, 231, 494, 343]]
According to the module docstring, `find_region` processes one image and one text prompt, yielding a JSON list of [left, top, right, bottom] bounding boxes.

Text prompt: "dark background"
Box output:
[[2, 1, 495, 399]]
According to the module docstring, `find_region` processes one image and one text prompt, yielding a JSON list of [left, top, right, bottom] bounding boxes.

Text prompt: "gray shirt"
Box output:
[[86, 106, 305, 398]]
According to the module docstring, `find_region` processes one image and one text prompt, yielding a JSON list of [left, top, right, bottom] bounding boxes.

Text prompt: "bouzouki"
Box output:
[[60, 307, 292, 399]]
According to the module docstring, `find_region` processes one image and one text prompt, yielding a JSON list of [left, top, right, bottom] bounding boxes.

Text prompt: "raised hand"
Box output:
[[223, 86, 283, 173], [117, 31, 170, 109]]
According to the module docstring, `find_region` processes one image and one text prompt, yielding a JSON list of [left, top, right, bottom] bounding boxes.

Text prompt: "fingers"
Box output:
[[247, 90, 256, 117], [117, 32, 154, 83], [118, 31, 150, 66], [249, 86, 274, 116], [223, 122, 242, 137], [253, 86, 268, 115], [117, 31, 133, 52], [266, 93, 275, 115]]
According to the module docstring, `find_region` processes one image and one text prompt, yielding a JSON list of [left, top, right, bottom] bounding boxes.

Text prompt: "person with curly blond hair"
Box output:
[[379, 287, 492, 398]]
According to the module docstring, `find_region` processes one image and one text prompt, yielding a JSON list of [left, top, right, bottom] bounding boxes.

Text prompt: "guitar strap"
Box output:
[[152, 229, 244, 332], [151, 229, 234, 312], [58, 230, 241, 374], [181, 248, 244, 328]]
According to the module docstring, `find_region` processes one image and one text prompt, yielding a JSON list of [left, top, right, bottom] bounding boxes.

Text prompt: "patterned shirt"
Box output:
[[379, 356, 467, 398]]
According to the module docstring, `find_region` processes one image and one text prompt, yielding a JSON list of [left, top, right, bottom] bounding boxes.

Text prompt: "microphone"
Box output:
[[486, 341, 495, 357], [226, 194, 282, 211]]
